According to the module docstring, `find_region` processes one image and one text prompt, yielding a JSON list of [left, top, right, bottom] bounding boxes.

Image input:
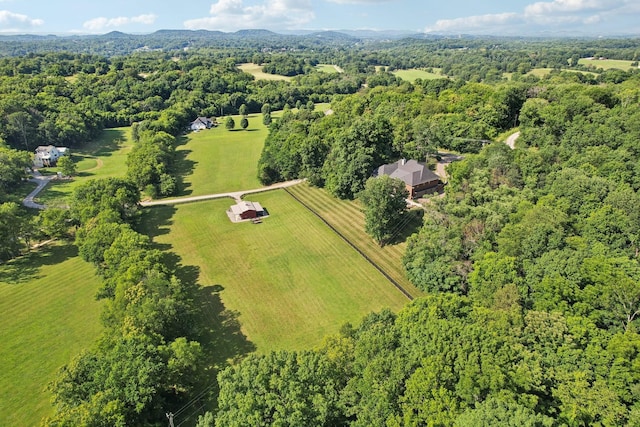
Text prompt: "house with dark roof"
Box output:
[[376, 159, 442, 198]]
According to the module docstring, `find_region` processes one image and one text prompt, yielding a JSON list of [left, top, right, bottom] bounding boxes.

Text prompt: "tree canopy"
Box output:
[[358, 175, 408, 245]]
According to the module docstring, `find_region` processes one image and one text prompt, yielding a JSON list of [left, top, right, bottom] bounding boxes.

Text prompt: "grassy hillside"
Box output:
[[174, 115, 266, 197], [0, 244, 103, 426], [141, 190, 409, 352]]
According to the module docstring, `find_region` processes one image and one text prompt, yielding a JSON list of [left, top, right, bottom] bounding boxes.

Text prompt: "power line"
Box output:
[[176, 401, 210, 427], [173, 382, 217, 417]]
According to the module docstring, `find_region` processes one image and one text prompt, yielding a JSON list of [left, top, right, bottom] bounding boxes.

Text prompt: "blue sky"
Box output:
[[0, 0, 638, 35]]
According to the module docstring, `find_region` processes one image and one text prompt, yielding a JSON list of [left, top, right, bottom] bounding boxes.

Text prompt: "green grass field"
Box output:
[[287, 183, 423, 298], [393, 68, 444, 82], [174, 115, 266, 197], [36, 127, 133, 207], [238, 63, 292, 81], [578, 58, 637, 71], [0, 244, 103, 426], [504, 68, 599, 80], [141, 190, 409, 352], [315, 64, 341, 73]]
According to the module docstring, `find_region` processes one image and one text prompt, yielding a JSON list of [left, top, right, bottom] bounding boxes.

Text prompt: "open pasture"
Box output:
[[393, 68, 444, 82], [315, 64, 342, 73], [237, 63, 292, 81], [578, 58, 636, 70], [174, 115, 266, 197], [0, 244, 103, 426], [528, 68, 598, 78], [142, 190, 409, 352]]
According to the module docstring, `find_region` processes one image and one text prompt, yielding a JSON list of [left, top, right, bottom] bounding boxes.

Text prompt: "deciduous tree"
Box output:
[[358, 175, 408, 246], [57, 155, 77, 177]]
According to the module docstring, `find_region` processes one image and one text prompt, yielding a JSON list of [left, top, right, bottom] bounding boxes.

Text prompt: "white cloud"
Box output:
[[426, 13, 521, 32], [325, 0, 394, 3], [425, 0, 637, 33], [524, 0, 623, 16], [184, 0, 314, 31], [0, 10, 44, 30], [521, 0, 636, 26], [132, 14, 158, 25], [83, 14, 158, 31]]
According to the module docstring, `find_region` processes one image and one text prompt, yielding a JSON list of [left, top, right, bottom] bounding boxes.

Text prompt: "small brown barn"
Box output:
[[229, 201, 265, 221]]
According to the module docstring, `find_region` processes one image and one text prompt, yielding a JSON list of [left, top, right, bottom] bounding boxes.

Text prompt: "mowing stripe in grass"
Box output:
[[289, 187, 413, 291], [297, 187, 418, 292], [0, 244, 103, 426], [284, 187, 416, 300], [144, 192, 408, 352], [285, 183, 420, 295]]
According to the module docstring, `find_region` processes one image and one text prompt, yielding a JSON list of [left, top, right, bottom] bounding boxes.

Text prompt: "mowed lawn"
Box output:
[[578, 58, 637, 70], [237, 63, 292, 81], [0, 244, 103, 426], [143, 190, 409, 352], [174, 115, 266, 196], [287, 182, 424, 298], [36, 127, 133, 207], [393, 68, 445, 82]]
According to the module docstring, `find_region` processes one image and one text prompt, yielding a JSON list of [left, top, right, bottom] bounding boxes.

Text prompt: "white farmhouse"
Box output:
[[189, 117, 216, 131], [33, 145, 69, 168]]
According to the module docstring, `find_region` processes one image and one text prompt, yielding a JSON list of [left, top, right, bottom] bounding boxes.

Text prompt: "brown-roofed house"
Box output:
[[376, 159, 442, 198]]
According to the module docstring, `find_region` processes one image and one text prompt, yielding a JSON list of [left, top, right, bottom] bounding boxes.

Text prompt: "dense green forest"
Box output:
[[1, 32, 640, 425], [249, 68, 640, 426]]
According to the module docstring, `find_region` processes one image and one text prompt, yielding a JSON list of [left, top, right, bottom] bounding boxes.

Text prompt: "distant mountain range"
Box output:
[[0, 28, 425, 42]]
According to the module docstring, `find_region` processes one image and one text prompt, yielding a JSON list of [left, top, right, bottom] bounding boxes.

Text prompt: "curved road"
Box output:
[[505, 131, 520, 149], [141, 179, 305, 207]]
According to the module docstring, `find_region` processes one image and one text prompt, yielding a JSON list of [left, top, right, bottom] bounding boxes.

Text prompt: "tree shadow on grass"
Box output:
[[172, 135, 197, 197], [162, 256, 255, 422], [197, 284, 256, 367], [136, 205, 177, 241], [139, 207, 256, 366], [135, 198, 255, 421], [0, 243, 78, 284], [164, 252, 256, 366], [84, 129, 127, 158], [385, 208, 425, 246], [34, 180, 71, 208]]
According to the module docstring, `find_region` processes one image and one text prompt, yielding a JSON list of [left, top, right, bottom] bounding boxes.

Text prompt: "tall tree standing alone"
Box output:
[[57, 156, 76, 177], [358, 175, 408, 246]]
